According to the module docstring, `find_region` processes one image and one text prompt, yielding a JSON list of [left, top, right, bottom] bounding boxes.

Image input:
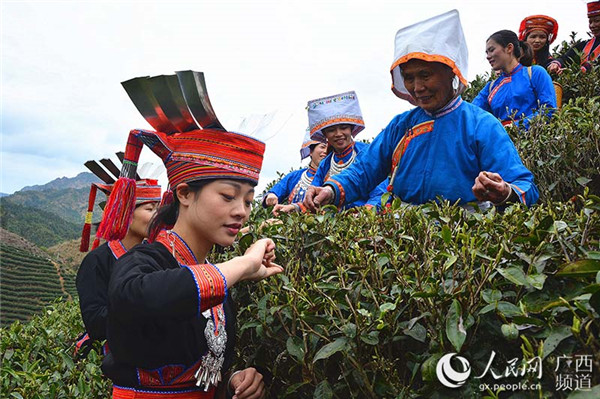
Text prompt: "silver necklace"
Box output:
[[329, 149, 357, 176], [195, 306, 227, 390]]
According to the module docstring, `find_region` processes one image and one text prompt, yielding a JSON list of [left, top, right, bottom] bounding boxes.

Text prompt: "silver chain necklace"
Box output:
[[329, 149, 357, 176]]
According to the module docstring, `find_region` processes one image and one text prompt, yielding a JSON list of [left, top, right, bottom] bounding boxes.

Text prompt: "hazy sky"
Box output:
[[1, 0, 591, 195]]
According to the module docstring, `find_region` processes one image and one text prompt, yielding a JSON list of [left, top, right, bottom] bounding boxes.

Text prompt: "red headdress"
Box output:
[[589, 1, 600, 17], [96, 71, 265, 242], [518, 15, 559, 44], [79, 155, 161, 252]]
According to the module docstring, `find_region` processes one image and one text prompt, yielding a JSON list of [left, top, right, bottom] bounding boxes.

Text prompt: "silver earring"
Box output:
[[452, 76, 459, 91]]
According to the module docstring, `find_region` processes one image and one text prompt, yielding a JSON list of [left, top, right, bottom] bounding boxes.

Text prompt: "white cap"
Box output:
[[307, 91, 365, 139], [300, 128, 326, 160], [390, 9, 469, 103]]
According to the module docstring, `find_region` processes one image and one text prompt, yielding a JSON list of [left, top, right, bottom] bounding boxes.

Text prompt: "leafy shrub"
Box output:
[[221, 193, 600, 398], [0, 299, 110, 398]]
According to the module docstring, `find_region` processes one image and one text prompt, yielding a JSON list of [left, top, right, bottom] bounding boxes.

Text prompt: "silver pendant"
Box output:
[[195, 306, 227, 391]]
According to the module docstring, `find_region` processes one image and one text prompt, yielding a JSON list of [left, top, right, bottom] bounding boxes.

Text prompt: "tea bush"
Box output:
[[1, 45, 598, 398], [218, 192, 600, 398], [0, 299, 111, 398]]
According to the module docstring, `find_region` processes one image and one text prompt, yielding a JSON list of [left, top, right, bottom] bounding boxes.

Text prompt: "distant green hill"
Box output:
[[5, 186, 94, 226], [0, 242, 73, 327], [0, 199, 81, 247], [20, 171, 99, 192]]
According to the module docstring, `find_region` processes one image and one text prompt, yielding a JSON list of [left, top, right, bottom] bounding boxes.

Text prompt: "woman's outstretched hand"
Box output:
[[242, 238, 284, 281]]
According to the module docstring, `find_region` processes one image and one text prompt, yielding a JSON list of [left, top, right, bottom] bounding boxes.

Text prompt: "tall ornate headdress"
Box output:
[[588, 1, 600, 17], [96, 71, 265, 242], [80, 155, 161, 252], [299, 128, 326, 160]]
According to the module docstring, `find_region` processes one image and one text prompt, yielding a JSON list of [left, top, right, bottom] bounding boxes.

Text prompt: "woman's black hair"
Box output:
[[148, 179, 212, 240], [488, 30, 534, 66], [147, 178, 258, 241]]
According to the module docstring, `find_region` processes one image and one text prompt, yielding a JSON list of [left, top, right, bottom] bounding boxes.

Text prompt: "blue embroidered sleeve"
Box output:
[[471, 81, 492, 113], [327, 122, 402, 207], [311, 154, 332, 187], [365, 178, 391, 208], [475, 113, 539, 206], [263, 169, 305, 206]]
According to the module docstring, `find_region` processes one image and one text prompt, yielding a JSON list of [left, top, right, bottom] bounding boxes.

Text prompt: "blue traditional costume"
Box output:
[[472, 64, 556, 129], [322, 10, 538, 208], [307, 91, 388, 210], [263, 130, 326, 205]]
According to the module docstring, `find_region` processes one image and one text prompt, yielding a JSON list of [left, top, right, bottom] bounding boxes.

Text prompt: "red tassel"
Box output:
[[91, 238, 101, 250], [160, 189, 174, 208], [79, 185, 98, 252], [97, 177, 137, 241], [79, 223, 91, 252]]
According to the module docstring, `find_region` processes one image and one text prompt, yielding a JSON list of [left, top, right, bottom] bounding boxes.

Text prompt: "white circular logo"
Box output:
[[436, 353, 471, 388]]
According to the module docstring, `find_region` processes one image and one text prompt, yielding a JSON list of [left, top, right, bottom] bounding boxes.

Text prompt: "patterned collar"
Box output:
[[333, 142, 355, 164], [307, 165, 318, 177], [154, 229, 199, 266], [424, 95, 463, 119], [108, 240, 128, 260]]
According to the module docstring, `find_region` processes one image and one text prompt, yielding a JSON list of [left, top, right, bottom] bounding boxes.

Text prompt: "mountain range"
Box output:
[[0, 172, 102, 247]]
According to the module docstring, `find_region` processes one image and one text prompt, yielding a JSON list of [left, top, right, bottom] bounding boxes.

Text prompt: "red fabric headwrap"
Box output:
[[588, 1, 600, 17], [518, 15, 559, 44]]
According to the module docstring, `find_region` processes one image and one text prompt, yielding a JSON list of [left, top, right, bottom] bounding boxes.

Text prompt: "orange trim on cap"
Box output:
[[390, 52, 468, 87], [310, 117, 365, 136]]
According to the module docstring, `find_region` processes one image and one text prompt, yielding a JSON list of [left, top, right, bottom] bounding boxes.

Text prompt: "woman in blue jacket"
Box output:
[[472, 30, 556, 129]]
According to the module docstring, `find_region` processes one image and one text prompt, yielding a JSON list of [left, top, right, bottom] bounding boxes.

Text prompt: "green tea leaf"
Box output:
[[313, 337, 348, 363], [526, 274, 547, 290], [314, 380, 333, 399], [360, 331, 379, 345], [441, 225, 451, 244], [446, 299, 466, 352], [379, 302, 396, 313], [542, 325, 572, 359], [482, 289, 502, 304], [557, 259, 600, 277], [576, 176, 592, 186], [287, 336, 305, 362], [404, 322, 427, 342], [497, 267, 529, 287]]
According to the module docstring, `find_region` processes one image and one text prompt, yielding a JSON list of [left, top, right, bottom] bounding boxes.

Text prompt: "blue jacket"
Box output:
[[472, 64, 556, 129], [325, 97, 538, 207], [312, 141, 389, 209]]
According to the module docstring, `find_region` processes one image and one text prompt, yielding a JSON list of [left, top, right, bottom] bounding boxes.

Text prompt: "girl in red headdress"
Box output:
[[548, 1, 600, 73], [99, 87, 283, 397], [75, 178, 161, 357], [518, 15, 559, 69]]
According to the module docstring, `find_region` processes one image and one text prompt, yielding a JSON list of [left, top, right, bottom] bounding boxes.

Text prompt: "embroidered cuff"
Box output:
[[510, 183, 527, 206], [184, 264, 227, 317], [324, 179, 345, 208]]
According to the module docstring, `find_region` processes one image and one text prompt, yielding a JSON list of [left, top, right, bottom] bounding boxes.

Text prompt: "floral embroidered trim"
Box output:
[[511, 183, 527, 205], [310, 116, 365, 136]]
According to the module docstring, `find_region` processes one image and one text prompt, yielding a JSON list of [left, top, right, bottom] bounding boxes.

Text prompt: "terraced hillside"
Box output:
[[0, 242, 73, 327]]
